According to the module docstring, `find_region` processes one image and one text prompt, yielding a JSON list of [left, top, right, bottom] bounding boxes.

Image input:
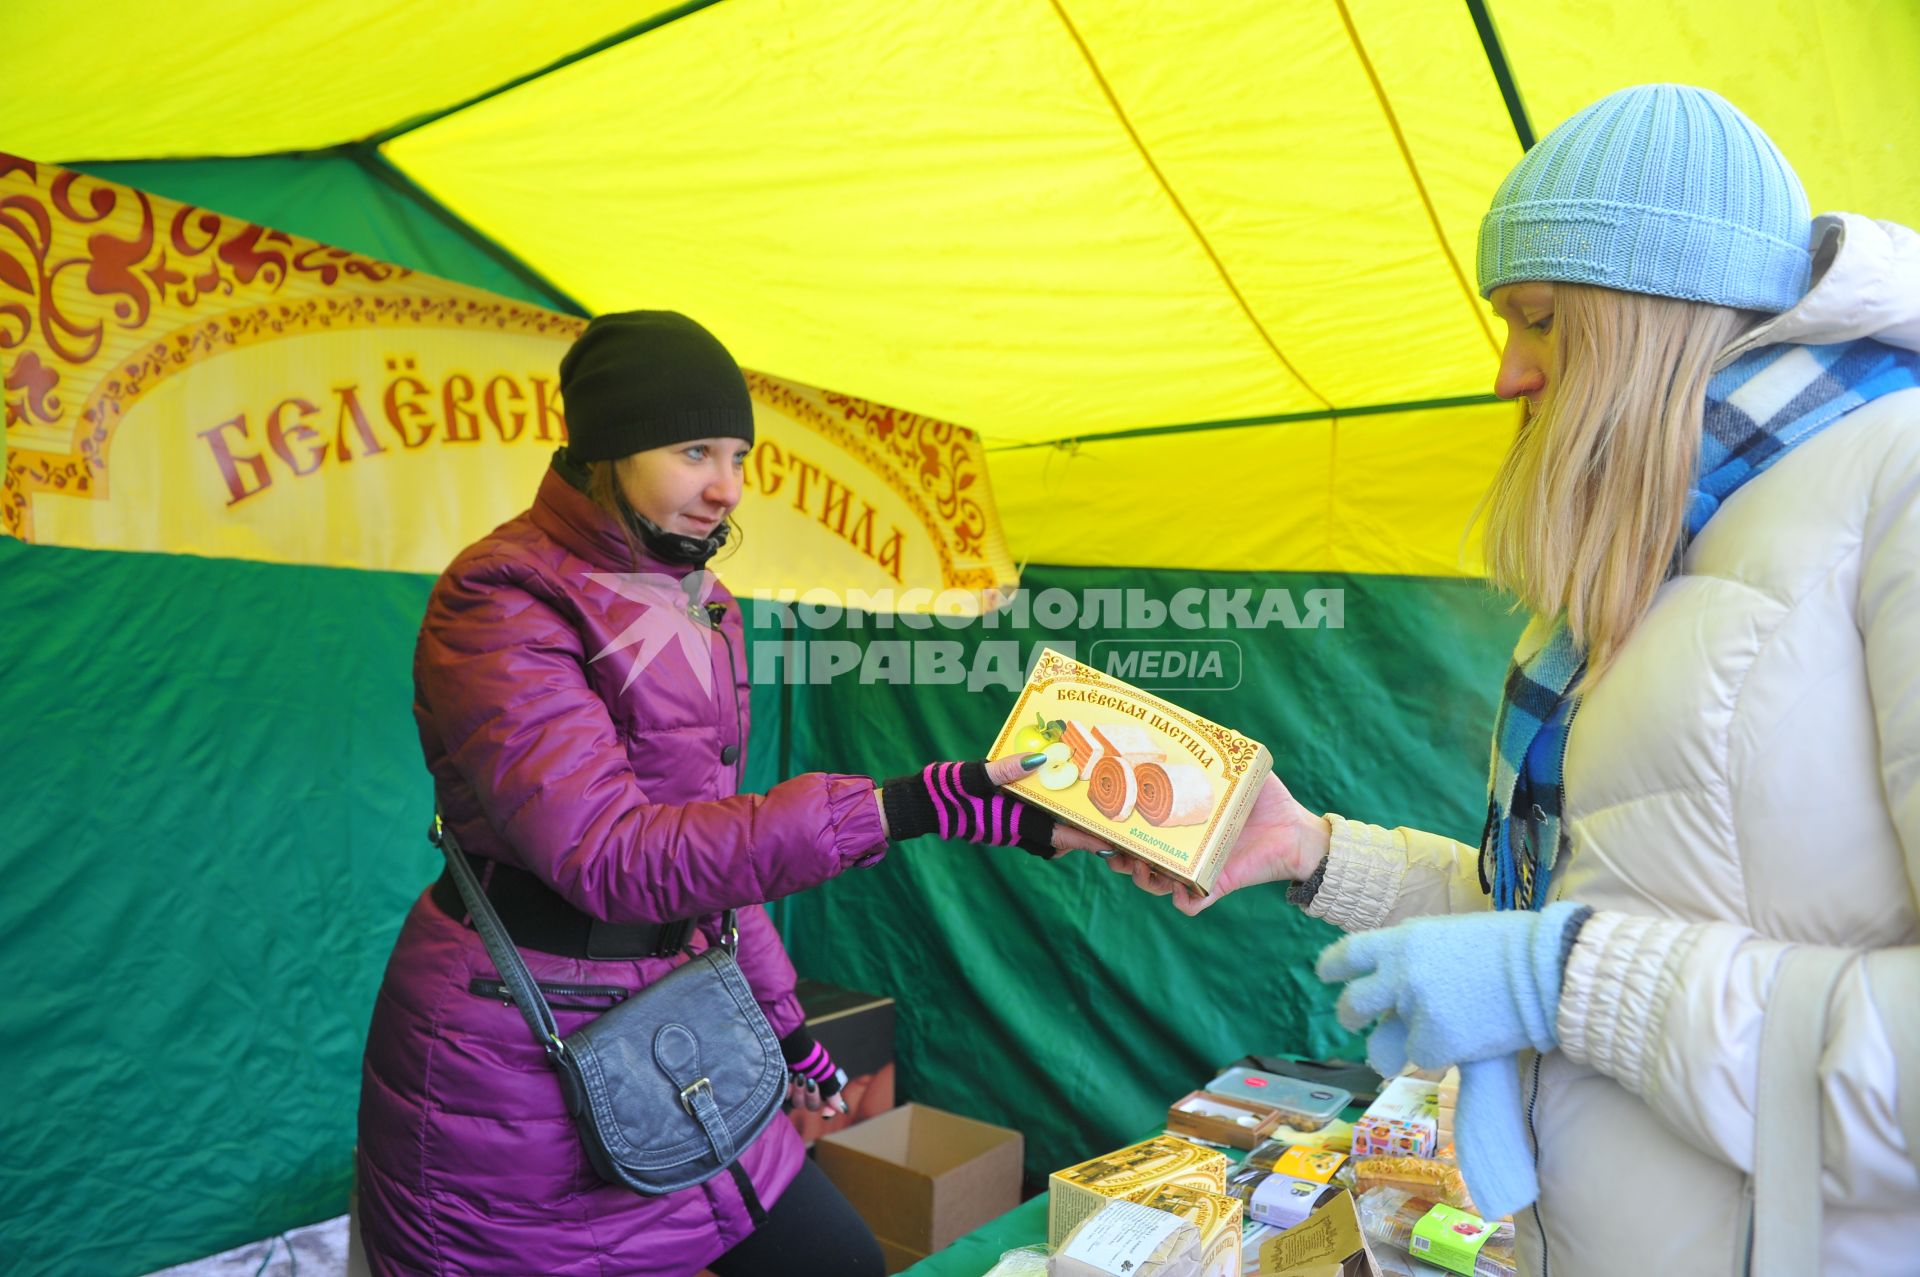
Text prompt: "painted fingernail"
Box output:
[[1096, 849, 1116, 859], [1019, 752, 1049, 769]]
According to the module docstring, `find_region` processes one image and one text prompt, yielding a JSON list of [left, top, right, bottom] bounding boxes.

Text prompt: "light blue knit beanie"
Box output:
[[1477, 84, 1811, 312]]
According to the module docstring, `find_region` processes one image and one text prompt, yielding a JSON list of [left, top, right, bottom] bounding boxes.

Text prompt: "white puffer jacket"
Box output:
[[1309, 213, 1920, 1277]]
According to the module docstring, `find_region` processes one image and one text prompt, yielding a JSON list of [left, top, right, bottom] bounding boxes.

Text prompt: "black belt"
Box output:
[[429, 856, 695, 960]]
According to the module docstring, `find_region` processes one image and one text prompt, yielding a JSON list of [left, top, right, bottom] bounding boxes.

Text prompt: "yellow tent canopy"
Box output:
[[9, 0, 1915, 575], [7, 10, 1920, 1273]]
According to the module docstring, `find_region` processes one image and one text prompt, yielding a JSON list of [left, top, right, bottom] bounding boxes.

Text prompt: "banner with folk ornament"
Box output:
[[0, 155, 1018, 611]]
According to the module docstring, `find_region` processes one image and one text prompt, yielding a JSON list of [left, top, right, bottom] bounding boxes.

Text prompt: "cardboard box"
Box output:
[[788, 978, 897, 1145], [990, 648, 1272, 896], [1140, 1182, 1245, 1277], [877, 1237, 925, 1274], [814, 1103, 1023, 1270], [1257, 1191, 1382, 1277], [1048, 1135, 1230, 1247]]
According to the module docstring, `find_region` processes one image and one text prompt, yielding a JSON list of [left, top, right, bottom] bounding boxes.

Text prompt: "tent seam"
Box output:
[[1045, 0, 1333, 413], [1331, 0, 1502, 358], [981, 393, 1503, 453], [362, 0, 733, 147], [346, 146, 590, 317], [1465, 0, 1537, 150], [1328, 417, 1343, 571]]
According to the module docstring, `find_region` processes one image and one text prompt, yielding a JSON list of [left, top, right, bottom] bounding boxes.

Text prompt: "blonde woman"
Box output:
[[1116, 85, 1920, 1275]]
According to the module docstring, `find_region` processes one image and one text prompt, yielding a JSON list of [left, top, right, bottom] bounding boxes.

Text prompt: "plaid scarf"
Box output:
[[1480, 338, 1920, 910]]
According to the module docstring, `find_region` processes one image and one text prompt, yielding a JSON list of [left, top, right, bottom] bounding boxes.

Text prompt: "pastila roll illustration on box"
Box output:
[[991, 648, 1271, 895]]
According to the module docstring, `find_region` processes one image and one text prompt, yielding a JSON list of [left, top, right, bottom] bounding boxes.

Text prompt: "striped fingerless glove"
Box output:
[[779, 1027, 847, 1101], [880, 761, 1057, 856]]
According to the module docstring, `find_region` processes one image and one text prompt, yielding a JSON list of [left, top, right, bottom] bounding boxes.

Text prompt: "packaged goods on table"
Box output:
[[1246, 1117, 1355, 1160], [1137, 1182, 1244, 1277], [1167, 1089, 1283, 1150], [1352, 1076, 1440, 1159], [1225, 1163, 1342, 1231], [1374, 1252, 1450, 1277], [1244, 1137, 1348, 1184], [985, 1246, 1051, 1277], [990, 648, 1272, 896], [1355, 1189, 1514, 1277], [1349, 1156, 1473, 1213], [1433, 1069, 1458, 1148], [1252, 1190, 1384, 1277], [1049, 1136, 1229, 1247], [1204, 1067, 1350, 1132], [1049, 1200, 1203, 1277]]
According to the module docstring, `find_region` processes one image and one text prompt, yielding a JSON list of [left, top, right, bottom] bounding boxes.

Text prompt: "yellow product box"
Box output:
[[1047, 1135, 1231, 1247], [1270, 1146, 1347, 1184], [1257, 1190, 1382, 1277], [1140, 1182, 1246, 1277], [990, 648, 1273, 896]]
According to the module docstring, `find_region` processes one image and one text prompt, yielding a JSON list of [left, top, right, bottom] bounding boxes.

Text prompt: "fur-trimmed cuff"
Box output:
[[1303, 814, 1407, 932]]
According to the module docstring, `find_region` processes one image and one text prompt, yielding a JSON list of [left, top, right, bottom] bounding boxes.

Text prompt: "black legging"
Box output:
[[708, 1160, 885, 1277]]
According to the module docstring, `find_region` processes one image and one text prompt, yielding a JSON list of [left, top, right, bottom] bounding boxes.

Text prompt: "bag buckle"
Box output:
[[679, 1076, 713, 1115]]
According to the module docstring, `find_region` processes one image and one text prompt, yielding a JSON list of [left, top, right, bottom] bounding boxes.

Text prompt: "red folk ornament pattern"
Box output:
[[0, 154, 575, 539], [745, 370, 1001, 592]]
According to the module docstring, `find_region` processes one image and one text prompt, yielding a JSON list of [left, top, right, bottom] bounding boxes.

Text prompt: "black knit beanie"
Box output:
[[558, 311, 755, 462]]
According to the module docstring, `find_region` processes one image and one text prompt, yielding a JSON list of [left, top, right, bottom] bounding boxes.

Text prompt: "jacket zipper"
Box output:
[[1525, 690, 1581, 1275], [707, 607, 745, 789], [466, 977, 629, 1012], [1527, 1052, 1550, 1277], [1736, 1176, 1756, 1275]]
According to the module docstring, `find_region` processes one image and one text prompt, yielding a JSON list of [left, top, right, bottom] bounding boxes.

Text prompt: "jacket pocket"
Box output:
[[467, 977, 630, 1013]]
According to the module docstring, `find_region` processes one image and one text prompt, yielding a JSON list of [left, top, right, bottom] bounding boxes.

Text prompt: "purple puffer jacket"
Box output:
[[357, 463, 887, 1276]]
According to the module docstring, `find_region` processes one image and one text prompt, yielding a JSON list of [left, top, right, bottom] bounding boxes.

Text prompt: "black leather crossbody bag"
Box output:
[[433, 813, 785, 1195]]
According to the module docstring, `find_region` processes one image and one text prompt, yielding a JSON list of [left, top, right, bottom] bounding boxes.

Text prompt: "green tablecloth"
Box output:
[[898, 1192, 1051, 1276]]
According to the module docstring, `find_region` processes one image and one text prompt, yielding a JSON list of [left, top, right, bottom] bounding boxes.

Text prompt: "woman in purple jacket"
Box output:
[[356, 312, 1089, 1276]]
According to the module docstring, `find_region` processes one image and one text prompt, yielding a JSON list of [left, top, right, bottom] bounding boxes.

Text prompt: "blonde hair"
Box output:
[[1478, 283, 1756, 688]]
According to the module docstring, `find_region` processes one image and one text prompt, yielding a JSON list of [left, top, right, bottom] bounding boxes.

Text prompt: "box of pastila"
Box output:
[[1048, 1135, 1230, 1248], [990, 648, 1272, 896], [1140, 1181, 1246, 1277]]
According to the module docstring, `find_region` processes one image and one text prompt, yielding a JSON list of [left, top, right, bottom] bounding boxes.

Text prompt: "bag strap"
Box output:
[[1750, 946, 1852, 1277], [430, 809, 739, 1062], [433, 811, 565, 1058]]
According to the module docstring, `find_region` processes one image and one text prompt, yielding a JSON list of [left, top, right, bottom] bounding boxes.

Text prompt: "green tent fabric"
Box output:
[[7, 4, 1917, 1272], [0, 538, 436, 1273], [0, 532, 1518, 1276]]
